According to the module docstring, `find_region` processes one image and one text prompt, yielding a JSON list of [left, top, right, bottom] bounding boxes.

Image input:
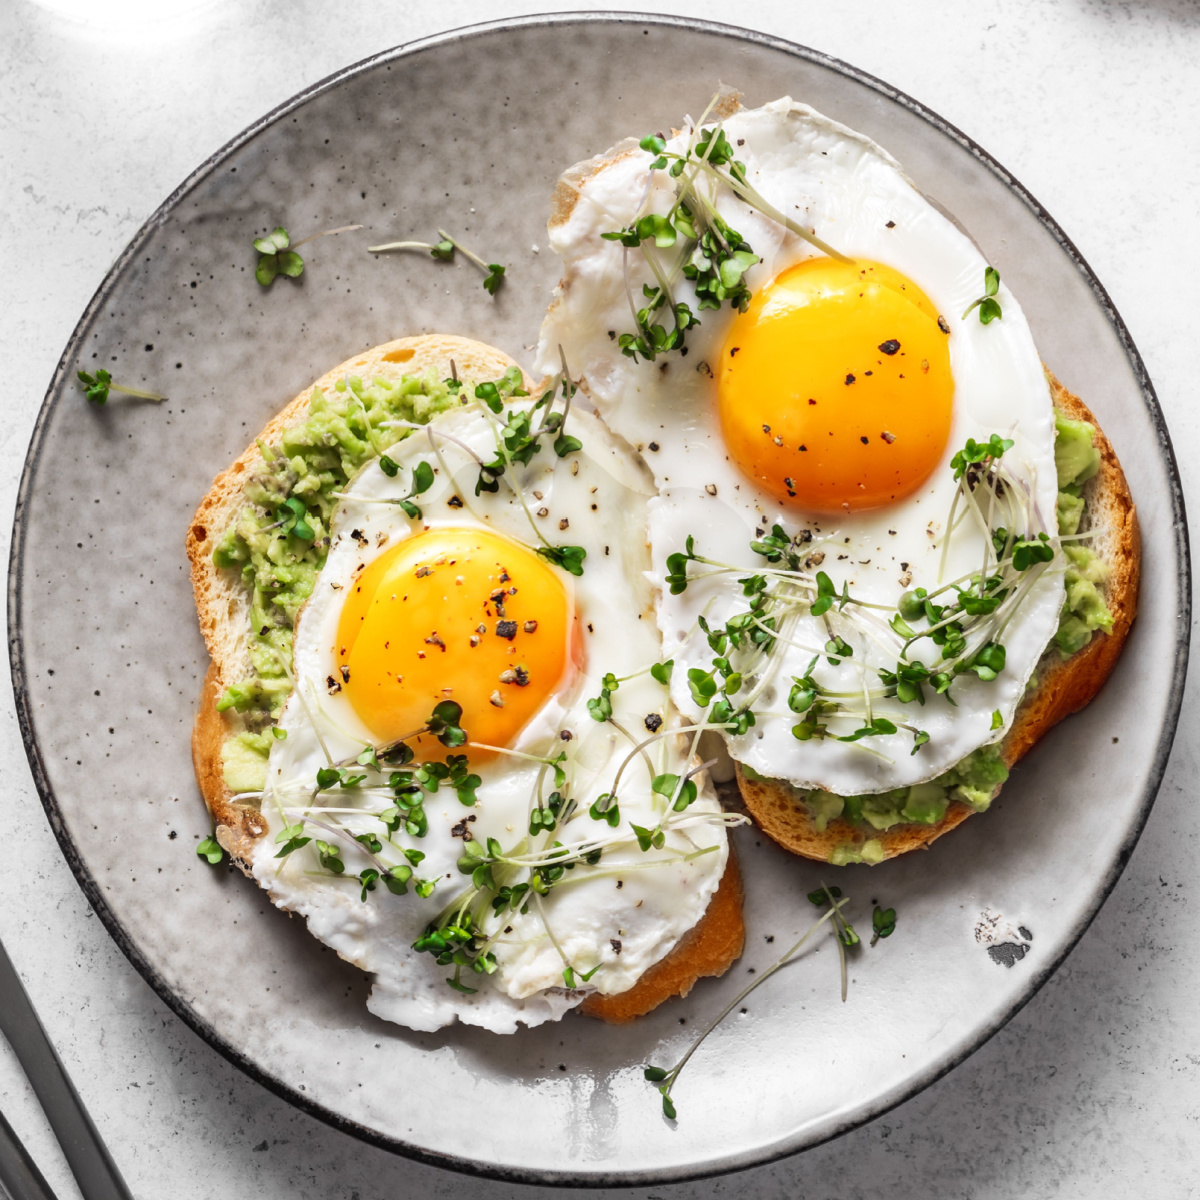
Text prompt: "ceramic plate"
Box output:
[[8, 13, 1189, 1186]]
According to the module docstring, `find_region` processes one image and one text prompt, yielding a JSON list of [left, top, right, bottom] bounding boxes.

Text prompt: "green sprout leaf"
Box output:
[[427, 700, 467, 747], [536, 544, 586, 577], [274, 822, 311, 859], [254, 227, 304, 287], [196, 836, 224, 865], [587, 687, 613, 723], [77, 369, 111, 405], [589, 792, 620, 827], [811, 571, 836, 617], [315, 839, 345, 874], [652, 772, 698, 812], [650, 660, 674, 686], [483, 263, 506, 295], [871, 905, 897, 945], [963, 265, 1003, 323]]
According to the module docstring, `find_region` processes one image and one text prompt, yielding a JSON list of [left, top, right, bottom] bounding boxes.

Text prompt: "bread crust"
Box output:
[[187, 332, 744, 1019], [737, 370, 1140, 863], [580, 845, 745, 1023], [186, 335, 529, 862]]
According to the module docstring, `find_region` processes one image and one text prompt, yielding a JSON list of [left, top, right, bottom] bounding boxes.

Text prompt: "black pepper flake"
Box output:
[[730, 346, 741, 357], [799, 444, 808, 452], [415, 565, 432, 578], [611, 939, 622, 954], [644, 713, 663, 733], [860, 436, 869, 445], [523, 620, 538, 633], [845, 373, 856, 385], [886, 220, 896, 228], [495, 620, 518, 640], [878, 340, 900, 356], [648, 442, 659, 451], [881, 431, 896, 444], [616, 880, 623, 889], [499, 570, 510, 583], [424, 632, 446, 652], [761, 423, 771, 434], [326, 675, 341, 695], [937, 315, 950, 334], [608, 330, 616, 340], [339, 665, 351, 682], [451, 814, 477, 840], [447, 495, 463, 508], [351, 528, 368, 546]]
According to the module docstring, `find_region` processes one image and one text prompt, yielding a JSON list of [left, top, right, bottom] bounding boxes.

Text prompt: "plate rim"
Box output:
[[7, 10, 1191, 1187]]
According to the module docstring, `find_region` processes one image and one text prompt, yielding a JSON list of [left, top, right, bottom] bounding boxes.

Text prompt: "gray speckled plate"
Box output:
[[8, 13, 1189, 1187]]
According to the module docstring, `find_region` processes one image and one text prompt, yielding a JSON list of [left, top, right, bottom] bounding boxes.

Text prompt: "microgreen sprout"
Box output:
[[871, 904, 897, 946], [644, 888, 851, 1119], [254, 223, 361, 287], [602, 101, 848, 363], [196, 837, 225, 865], [77, 368, 166, 405], [962, 265, 1002, 324], [536, 544, 587, 577], [368, 228, 506, 294]]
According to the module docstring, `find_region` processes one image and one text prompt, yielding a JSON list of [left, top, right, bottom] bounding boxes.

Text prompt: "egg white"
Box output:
[[248, 400, 729, 1034], [536, 97, 1064, 794]]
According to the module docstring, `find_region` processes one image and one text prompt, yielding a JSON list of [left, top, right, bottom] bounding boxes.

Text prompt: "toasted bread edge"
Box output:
[[737, 369, 1140, 863]]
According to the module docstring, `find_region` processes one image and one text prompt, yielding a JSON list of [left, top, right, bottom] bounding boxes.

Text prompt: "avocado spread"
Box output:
[[210, 370, 482, 789], [766, 406, 1115, 852]]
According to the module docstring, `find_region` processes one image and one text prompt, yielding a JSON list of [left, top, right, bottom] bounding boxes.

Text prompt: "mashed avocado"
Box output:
[[765, 407, 1114, 857], [221, 731, 273, 793], [212, 370, 465, 736], [1053, 412, 1113, 654], [744, 743, 1009, 837]]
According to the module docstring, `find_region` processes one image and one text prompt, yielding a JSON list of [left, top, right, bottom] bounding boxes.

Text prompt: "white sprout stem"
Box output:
[[531, 891, 574, 974], [608, 723, 726, 799], [689, 158, 850, 263], [660, 898, 850, 1092], [109, 383, 167, 402], [301, 816, 391, 873], [290, 224, 363, 250], [367, 239, 437, 253], [608, 717, 659, 780], [437, 228, 491, 274]]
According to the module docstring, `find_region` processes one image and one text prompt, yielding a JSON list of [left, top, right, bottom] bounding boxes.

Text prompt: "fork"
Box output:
[[0, 937, 133, 1200]]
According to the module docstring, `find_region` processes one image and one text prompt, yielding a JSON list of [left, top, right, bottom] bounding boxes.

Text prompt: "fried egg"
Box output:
[[536, 97, 1064, 795], [248, 397, 729, 1034]]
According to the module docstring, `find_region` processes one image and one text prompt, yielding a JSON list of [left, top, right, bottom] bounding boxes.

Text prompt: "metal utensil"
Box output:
[[0, 1108, 57, 1200], [0, 938, 132, 1200]]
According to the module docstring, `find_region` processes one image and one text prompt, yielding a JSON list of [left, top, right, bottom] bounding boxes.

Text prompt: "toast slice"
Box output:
[[736, 370, 1139, 862], [186, 333, 744, 1023]]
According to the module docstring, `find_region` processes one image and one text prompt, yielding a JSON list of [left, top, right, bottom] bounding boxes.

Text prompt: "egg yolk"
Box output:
[[717, 258, 954, 513], [335, 527, 574, 757]]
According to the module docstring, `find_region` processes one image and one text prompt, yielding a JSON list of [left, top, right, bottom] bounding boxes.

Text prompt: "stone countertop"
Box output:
[[2, 1, 1197, 1197]]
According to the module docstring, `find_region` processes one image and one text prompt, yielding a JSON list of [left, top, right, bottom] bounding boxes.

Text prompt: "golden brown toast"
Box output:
[[736, 371, 1139, 863], [186, 333, 745, 1022]]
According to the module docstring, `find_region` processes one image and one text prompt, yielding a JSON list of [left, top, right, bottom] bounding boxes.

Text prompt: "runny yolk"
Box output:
[[717, 258, 954, 514], [335, 527, 575, 758]]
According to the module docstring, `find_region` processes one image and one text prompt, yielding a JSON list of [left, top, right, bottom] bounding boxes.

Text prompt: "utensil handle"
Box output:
[[0, 1108, 58, 1200], [0, 941, 133, 1200]]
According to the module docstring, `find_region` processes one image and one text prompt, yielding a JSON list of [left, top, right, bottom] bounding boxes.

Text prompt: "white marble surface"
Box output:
[[2, 1, 1197, 1196]]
